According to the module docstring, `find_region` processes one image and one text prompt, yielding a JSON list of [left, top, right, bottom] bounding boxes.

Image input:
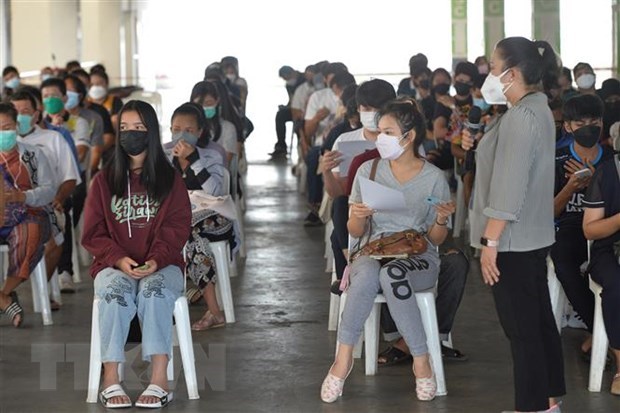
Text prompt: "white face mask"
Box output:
[[576, 73, 596, 90], [480, 68, 513, 105], [359, 111, 379, 132], [225, 73, 236, 82], [376, 132, 409, 160], [88, 85, 107, 100]]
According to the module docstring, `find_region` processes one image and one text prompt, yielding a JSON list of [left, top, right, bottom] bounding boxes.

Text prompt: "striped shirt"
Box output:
[[469, 92, 555, 252]]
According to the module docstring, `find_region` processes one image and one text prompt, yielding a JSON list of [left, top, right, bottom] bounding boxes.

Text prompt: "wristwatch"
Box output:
[[480, 237, 499, 248]]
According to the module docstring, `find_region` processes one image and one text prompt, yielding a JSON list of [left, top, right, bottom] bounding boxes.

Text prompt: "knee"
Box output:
[[379, 263, 414, 301]]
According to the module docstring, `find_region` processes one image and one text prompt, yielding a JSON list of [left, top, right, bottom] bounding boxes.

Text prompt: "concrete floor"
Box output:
[[0, 159, 618, 413]]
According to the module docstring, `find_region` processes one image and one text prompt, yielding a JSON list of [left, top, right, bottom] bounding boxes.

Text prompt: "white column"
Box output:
[[452, 0, 468, 65], [532, 0, 561, 55], [484, 0, 505, 58]]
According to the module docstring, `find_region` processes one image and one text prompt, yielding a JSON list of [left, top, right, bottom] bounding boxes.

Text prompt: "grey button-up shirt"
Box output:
[[470, 92, 555, 252]]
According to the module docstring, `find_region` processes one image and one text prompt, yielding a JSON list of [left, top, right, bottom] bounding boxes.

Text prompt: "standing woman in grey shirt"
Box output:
[[462, 37, 564, 412]]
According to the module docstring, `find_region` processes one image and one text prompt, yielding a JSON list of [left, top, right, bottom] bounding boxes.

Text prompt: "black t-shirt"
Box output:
[[87, 102, 114, 134], [554, 144, 615, 229], [420, 96, 436, 131], [583, 154, 620, 253]]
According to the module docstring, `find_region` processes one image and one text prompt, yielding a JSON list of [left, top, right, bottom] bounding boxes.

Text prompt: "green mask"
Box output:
[[203, 106, 217, 119], [43, 96, 65, 115]]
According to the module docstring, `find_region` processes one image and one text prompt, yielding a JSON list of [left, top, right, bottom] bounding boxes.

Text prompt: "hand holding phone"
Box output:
[[573, 168, 593, 180], [426, 196, 446, 206]]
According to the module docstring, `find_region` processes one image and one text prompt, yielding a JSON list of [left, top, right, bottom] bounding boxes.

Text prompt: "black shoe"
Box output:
[[304, 211, 323, 227], [330, 280, 343, 295], [269, 148, 287, 158], [441, 344, 468, 361]]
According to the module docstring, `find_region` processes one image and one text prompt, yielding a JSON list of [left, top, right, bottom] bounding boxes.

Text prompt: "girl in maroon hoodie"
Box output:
[[82, 100, 191, 409]]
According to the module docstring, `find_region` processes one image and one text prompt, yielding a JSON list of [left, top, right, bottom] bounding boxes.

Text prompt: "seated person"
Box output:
[[0, 103, 55, 327], [166, 102, 233, 330], [582, 138, 620, 396], [321, 97, 455, 403], [82, 100, 191, 409], [552, 94, 614, 355]]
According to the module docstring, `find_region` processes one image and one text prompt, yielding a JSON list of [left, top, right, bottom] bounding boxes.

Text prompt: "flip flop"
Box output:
[[99, 383, 132, 409], [191, 312, 226, 331], [441, 344, 468, 362], [135, 384, 173, 409], [2, 292, 24, 328], [378, 346, 412, 367]]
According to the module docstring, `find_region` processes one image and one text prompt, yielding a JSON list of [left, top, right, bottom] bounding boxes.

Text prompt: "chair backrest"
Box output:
[[221, 168, 231, 196], [228, 153, 239, 201]]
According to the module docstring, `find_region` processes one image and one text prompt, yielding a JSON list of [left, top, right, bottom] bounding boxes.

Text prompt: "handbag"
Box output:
[[349, 158, 428, 262]]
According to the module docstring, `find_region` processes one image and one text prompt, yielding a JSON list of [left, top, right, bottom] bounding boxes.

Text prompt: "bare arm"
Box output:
[[583, 207, 620, 240]]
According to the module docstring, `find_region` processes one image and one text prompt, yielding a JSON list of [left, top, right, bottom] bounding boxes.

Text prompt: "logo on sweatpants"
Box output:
[[385, 257, 429, 300]]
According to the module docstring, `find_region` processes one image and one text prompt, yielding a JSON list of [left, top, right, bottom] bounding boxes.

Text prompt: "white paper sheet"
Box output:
[[358, 177, 408, 212], [336, 140, 376, 177]]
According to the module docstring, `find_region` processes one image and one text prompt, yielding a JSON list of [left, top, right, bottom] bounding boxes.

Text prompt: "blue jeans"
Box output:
[[94, 265, 184, 363], [305, 146, 323, 205]]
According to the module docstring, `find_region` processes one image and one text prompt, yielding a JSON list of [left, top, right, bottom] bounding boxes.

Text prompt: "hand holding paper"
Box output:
[[359, 177, 408, 213]]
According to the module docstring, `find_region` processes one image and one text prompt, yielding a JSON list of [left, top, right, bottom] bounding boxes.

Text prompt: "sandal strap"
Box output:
[[101, 384, 129, 400], [4, 301, 23, 321], [140, 384, 168, 399]]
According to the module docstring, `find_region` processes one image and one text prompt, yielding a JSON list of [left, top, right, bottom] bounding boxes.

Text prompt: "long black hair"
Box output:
[[106, 100, 175, 203], [171, 102, 209, 147], [190, 81, 223, 143], [377, 97, 427, 158]]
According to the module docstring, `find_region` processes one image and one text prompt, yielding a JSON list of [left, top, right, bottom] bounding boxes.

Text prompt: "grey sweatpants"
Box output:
[[338, 253, 439, 356]]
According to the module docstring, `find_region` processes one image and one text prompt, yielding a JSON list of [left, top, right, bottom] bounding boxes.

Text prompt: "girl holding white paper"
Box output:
[[321, 98, 455, 403]]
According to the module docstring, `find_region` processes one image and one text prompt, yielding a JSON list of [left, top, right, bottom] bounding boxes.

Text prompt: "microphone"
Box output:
[[464, 106, 483, 172]]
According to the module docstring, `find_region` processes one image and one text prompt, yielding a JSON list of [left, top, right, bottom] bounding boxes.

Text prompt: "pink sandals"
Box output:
[[320, 361, 354, 403]]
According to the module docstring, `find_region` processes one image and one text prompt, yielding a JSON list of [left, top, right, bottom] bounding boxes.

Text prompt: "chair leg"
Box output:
[[174, 297, 200, 400], [328, 270, 340, 332], [547, 257, 566, 333], [49, 271, 62, 305], [589, 286, 608, 392], [211, 241, 235, 323], [71, 225, 82, 283], [32, 259, 53, 325], [364, 302, 381, 376], [417, 292, 447, 396], [86, 299, 102, 403]]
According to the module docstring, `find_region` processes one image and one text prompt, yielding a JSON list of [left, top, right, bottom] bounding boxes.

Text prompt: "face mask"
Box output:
[[65, 91, 80, 110], [203, 106, 217, 119], [41, 74, 53, 82], [576, 73, 596, 90], [432, 83, 450, 96], [418, 79, 431, 90], [376, 133, 409, 160], [481, 68, 513, 105], [119, 130, 149, 156], [16, 114, 34, 136], [286, 78, 297, 87], [43, 96, 65, 115], [473, 97, 491, 113], [5, 77, 19, 89], [454, 81, 472, 96], [313, 74, 325, 90], [572, 125, 601, 148], [478, 65, 489, 75], [225, 73, 236, 82], [0, 130, 18, 151], [359, 111, 378, 132], [88, 85, 107, 100], [172, 131, 198, 147]]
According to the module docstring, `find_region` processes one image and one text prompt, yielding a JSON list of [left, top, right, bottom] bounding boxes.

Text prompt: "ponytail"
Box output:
[[496, 37, 560, 90]]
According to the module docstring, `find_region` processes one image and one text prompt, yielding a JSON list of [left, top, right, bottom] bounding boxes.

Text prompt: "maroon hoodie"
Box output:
[[82, 170, 191, 278]]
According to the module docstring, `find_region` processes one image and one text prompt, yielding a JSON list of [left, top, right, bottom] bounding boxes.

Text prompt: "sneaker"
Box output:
[[330, 280, 343, 296], [304, 211, 323, 227], [567, 312, 588, 330], [59, 271, 76, 293], [269, 148, 287, 158]]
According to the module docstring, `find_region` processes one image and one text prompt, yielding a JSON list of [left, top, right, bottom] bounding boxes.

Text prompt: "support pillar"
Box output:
[[532, 0, 561, 54], [484, 0, 505, 58], [452, 0, 468, 66]]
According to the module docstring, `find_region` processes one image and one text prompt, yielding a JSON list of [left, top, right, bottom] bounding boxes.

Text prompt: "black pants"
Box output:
[[330, 196, 349, 280], [550, 226, 594, 331], [493, 248, 565, 411], [58, 172, 87, 275], [275, 106, 292, 151], [589, 249, 620, 349]]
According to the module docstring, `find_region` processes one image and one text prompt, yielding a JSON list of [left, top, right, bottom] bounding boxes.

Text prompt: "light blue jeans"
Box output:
[[94, 265, 184, 362]]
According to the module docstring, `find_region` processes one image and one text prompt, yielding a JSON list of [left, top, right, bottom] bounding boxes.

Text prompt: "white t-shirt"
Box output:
[[214, 119, 238, 155], [18, 125, 82, 189], [291, 82, 314, 114], [304, 88, 340, 146], [331, 128, 374, 174]]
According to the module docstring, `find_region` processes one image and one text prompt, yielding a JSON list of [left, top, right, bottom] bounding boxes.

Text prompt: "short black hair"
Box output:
[[278, 65, 294, 78], [323, 62, 348, 77], [454, 61, 478, 81], [71, 68, 90, 80], [66, 60, 81, 72], [90, 70, 109, 85], [2, 65, 19, 77], [409, 53, 428, 71], [431, 68, 452, 85], [473, 74, 487, 89], [560, 67, 572, 82], [341, 84, 358, 118], [8, 90, 38, 110], [41, 77, 67, 95], [64, 74, 87, 104], [0, 103, 18, 122], [90, 63, 106, 75], [573, 62, 593, 76], [329, 72, 356, 90], [356, 79, 396, 109], [16, 85, 42, 105], [562, 94, 604, 121]]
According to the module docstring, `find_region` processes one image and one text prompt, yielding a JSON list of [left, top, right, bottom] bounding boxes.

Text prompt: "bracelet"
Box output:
[[435, 218, 448, 226]]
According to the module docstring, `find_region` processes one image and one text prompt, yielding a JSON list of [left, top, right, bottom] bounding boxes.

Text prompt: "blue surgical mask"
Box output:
[[5, 77, 19, 89], [172, 131, 198, 147], [203, 106, 217, 119], [41, 74, 53, 82], [65, 91, 80, 110], [16, 114, 34, 136], [473, 97, 491, 113], [0, 130, 18, 151]]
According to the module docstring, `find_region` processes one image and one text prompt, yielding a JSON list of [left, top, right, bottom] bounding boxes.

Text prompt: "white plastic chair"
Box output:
[[297, 162, 307, 195], [324, 220, 334, 272], [210, 240, 236, 324], [0, 245, 53, 325], [546, 256, 568, 333], [327, 263, 339, 332], [587, 239, 609, 392], [86, 293, 200, 402]]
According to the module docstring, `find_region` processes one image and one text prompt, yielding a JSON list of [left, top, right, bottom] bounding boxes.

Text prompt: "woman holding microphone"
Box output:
[[461, 37, 565, 413]]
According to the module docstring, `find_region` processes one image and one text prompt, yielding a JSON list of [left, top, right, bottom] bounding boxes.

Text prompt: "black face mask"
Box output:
[[454, 81, 472, 96], [432, 83, 450, 96], [119, 130, 149, 156], [418, 79, 431, 90], [573, 125, 601, 148]]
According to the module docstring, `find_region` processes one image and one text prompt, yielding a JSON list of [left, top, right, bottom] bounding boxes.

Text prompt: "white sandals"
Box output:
[[134, 384, 173, 409], [99, 384, 132, 409]]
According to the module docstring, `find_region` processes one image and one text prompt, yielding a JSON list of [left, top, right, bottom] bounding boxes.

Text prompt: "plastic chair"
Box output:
[[86, 294, 200, 402], [324, 220, 334, 272], [452, 160, 466, 238], [327, 264, 339, 331], [586, 239, 609, 392], [546, 256, 568, 333], [210, 240, 236, 324], [0, 245, 53, 325]]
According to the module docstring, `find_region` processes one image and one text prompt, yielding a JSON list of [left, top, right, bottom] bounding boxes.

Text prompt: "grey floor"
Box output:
[[0, 159, 618, 413]]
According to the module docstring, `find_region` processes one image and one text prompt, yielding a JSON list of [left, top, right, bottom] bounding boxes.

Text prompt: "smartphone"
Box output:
[[573, 168, 593, 180], [134, 264, 150, 271], [425, 196, 445, 206]]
